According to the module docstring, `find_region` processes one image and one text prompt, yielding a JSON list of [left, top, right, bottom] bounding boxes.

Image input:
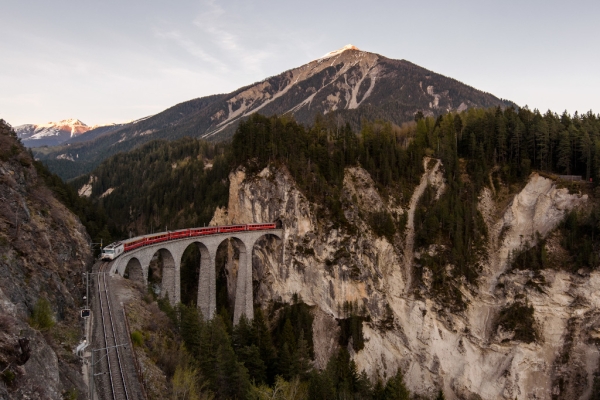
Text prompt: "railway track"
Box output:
[[97, 261, 130, 400]]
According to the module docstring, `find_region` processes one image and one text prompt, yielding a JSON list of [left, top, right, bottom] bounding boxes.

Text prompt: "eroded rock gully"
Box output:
[[213, 160, 600, 399]]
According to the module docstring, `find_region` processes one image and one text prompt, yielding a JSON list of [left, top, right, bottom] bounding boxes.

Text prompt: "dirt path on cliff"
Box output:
[[403, 158, 442, 290]]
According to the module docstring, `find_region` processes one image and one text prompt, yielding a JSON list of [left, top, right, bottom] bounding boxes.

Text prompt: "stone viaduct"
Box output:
[[108, 228, 283, 324]]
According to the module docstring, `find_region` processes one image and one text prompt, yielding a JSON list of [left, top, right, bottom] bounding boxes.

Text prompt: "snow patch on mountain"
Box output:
[[320, 44, 361, 59], [202, 47, 378, 138], [15, 119, 92, 147]]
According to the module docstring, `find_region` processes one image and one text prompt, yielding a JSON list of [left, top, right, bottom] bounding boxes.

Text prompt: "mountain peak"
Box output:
[[40, 119, 87, 128], [15, 118, 92, 147], [320, 44, 361, 59]]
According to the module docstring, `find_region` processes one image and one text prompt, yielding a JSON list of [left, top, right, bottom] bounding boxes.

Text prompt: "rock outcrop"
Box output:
[[0, 122, 93, 399], [214, 160, 599, 399]]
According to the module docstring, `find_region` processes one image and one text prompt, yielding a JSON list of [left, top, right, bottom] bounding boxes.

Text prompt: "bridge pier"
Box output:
[[197, 245, 216, 320], [233, 238, 255, 325]]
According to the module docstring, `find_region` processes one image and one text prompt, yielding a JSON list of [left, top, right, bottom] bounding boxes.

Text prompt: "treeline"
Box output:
[[411, 114, 488, 311], [230, 108, 600, 310], [152, 297, 416, 400], [510, 207, 600, 274], [72, 107, 600, 309], [406, 108, 600, 311], [80, 107, 600, 248], [455, 107, 600, 184], [232, 113, 425, 230], [230, 113, 487, 310]]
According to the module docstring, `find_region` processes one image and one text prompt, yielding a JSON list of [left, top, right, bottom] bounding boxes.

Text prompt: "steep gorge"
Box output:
[[0, 121, 93, 399], [212, 161, 598, 399]]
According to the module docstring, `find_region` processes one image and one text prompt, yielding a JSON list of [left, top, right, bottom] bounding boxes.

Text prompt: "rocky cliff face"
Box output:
[[0, 122, 93, 399], [212, 161, 599, 399]]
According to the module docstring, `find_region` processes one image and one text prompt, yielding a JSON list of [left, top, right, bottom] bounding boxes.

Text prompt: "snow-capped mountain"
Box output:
[[36, 45, 514, 180], [16, 119, 92, 147], [319, 44, 361, 59]]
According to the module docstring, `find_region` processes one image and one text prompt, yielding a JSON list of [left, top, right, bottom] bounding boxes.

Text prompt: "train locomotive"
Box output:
[[100, 223, 278, 261]]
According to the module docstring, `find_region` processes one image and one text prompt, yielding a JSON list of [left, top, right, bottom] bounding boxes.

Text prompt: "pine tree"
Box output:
[[295, 330, 311, 379], [373, 377, 386, 400], [179, 304, 203, 359], [215, 341, 251, 399], [236, 344, 267, 384], [252, 308, 278, 384], [580, 130, 592, 180], [535, 118, 549, 171], [232, 314, 253, 349], [278, 342, 294, 380], [307, 370, 336, 400], [281, 318, 296, 353], [557, 129, 572, 174], [383, 369, 410, 400], [495, 107, 507, 164]]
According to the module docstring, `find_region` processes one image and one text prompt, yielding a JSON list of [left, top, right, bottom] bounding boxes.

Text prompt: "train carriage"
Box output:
[[101, 223, 280, 260]]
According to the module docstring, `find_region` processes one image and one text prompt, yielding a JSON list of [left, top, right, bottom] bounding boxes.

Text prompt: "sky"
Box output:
[[1, 0, 599, 127]]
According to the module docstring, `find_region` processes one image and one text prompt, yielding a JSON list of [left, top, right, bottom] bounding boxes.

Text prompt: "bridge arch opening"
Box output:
[[252, 233, 283, 303], [123, 257, 144, 284], [215, 237, 247, 325], [180, 242, 210, 307], [148, 248, 177, 304]]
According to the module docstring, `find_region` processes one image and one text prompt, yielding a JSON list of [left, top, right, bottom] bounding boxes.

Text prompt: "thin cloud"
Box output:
[[191, 0, 275, 76], [155, 29, 227, 71]]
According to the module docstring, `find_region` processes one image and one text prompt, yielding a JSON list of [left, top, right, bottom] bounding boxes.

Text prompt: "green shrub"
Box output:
[[494, 302, 538, 343], [1, 369, 15, 386], [510, 234, 548, 271], [63, 387, 78, 400], [131, 330, 144, 347], [337, 301, 368, 351], [18, 156, 31, 167], [338, 315, 366, 351], [29, 297, 55, 330], [369, 210, 396, 241]]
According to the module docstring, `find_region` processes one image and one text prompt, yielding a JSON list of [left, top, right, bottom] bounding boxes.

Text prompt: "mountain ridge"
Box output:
[[34, 46, 514, 180], [16, 118, 92, 147]]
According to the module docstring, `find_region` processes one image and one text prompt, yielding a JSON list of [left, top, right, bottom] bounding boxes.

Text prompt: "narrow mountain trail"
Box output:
[[403, 157, 443, 290]]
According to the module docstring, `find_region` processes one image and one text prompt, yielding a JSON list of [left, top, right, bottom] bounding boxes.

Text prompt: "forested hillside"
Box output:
[[72, 107, 600, 399], [34, 47, 512, 181], [71, 137, 231, 238], [80, 106, 600, 240], [77, 107, 600, 273]]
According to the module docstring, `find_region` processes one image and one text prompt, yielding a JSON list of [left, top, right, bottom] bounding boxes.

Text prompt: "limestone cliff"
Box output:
[[0, 122, 93, 399], [213, 160, 599, 400]]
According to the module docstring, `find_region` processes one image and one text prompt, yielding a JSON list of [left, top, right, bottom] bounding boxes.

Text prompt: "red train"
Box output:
[[101, 223, 279, 260]]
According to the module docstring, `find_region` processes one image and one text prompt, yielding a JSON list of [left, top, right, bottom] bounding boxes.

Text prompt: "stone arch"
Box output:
[[215, 236, 250, 325], [123, 257, 144, 283], [149, 248, 178, 305], [251, 233, 284, 304], [178, 242, 212, 308]]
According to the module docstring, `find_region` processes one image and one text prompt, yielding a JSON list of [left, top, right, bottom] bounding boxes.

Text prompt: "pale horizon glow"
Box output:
[[1, 0, 599, 127]]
